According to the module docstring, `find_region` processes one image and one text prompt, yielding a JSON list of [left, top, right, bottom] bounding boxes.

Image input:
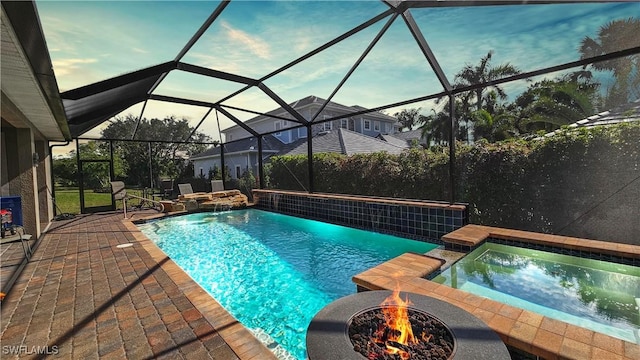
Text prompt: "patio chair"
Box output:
[[154, 179, 174, 199], [110, 181, 128, 218], [211, 180, 224, 192], [178, 183, 194, 196]]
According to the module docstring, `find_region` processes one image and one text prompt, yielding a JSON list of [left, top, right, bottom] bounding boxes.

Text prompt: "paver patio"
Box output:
[[0, 211, 273, 359]]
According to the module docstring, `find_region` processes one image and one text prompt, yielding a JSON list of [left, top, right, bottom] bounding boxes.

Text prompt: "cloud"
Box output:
[[221, 21, 271, 60], [52, 58, 98, 76], [132, 47, 148, 54]]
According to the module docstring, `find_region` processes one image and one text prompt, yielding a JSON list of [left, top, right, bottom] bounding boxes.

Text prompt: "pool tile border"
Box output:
[[253, 189, 468, 244], [121, 217, 277, 360]]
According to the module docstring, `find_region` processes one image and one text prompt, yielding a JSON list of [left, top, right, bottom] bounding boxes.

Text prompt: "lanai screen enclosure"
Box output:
[[42, 0, 640, 243]]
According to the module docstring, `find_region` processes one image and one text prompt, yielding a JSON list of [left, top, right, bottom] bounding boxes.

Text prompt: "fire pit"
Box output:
[[307, 290, 510, 360]]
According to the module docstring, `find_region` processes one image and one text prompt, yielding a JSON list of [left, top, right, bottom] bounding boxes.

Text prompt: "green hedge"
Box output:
[[267, 122, 639, 237]]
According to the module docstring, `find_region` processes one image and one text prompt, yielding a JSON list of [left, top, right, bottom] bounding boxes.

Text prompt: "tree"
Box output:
[[53, 141, 127, 188], [393, 108, 426, 131], [580, 17, 640, 107], [101, 115, 213, 187], [514, 73, 599, 133]]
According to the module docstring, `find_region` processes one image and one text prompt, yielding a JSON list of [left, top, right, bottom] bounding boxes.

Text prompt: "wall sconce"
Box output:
[[32, 152, 39, 167]]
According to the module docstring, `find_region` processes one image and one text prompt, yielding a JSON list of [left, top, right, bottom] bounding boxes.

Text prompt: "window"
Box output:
[[275, 121, 282, 136], [235, 165, 241, 179], [385, 123, 390, 133], [364, 120, 371, 130], [298, 127, 307, 138], [227, 134, 233, 141], [374, 121, 380, 131], [340, 119, 348, 129], [199, 168, 204, 177], [323, 121, 332, 131]]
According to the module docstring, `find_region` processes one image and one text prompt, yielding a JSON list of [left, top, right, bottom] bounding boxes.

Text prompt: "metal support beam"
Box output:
[[258, 83, 308, 124], [131, 99, 148, 140], [312, 12, 400, 122], [183, 107, 213, 143], [177, 62, 259, 85], [214, 105, 261, 138], [401, 8, 452, 92], [257, 136, 265, 189], [220, 143, 226, 190], [307, 124, 314, 193], [448, 94, 456, 204], [147, 1, 230, 98], [175, 1, 230, 62]]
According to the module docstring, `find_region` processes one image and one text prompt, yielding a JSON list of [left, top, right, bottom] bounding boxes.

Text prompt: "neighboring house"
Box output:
[[192, 95, 402, 178], [190, 134, 302, 179], [1, 3, 71, 241], [541, 98, 640, 139], [223, 95, 401, 144]]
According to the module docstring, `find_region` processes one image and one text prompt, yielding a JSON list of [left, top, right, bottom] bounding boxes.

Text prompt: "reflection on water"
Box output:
[[433, 243, 640, 341]]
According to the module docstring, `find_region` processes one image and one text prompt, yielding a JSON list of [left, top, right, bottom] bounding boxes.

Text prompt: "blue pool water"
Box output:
[[432, 242, 640, 344], [137, 209, 437, 359]]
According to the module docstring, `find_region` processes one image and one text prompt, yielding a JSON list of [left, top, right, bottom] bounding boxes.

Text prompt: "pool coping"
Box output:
[[353, 225, 640, 360], [121, 213, 278, 360], [253, 189, 467, 211]]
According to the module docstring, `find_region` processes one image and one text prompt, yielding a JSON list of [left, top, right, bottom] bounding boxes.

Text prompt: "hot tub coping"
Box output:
[[442, 224, 640, 259]]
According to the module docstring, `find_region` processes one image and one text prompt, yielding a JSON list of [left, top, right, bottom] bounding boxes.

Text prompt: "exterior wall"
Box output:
[[193, 152, 262, 180], [223, 102, 397, 143], [253, 189, 468, 244], [0, 126, 42, 237], [193, 157, 221, 178]]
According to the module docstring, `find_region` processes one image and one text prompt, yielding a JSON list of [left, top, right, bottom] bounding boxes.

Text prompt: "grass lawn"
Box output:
[[54, 187, 148, 214]]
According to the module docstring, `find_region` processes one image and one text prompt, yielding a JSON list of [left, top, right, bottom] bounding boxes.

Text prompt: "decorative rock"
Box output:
[[177, 191, 248, 212]]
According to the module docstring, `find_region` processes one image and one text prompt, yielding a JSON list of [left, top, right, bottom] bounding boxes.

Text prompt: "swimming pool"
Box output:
[[137, 209, 438, 359], [431, 242, 640, 344]]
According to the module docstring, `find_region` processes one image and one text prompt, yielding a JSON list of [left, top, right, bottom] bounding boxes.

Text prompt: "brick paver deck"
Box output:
[[0, 211, 274, 359]]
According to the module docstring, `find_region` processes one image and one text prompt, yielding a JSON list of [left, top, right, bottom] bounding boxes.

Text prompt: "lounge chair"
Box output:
[[178, 183, 194, 196], [211, 180, 224, 192]]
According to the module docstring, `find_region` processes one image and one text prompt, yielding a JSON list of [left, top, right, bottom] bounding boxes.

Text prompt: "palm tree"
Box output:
[[580, 17, 640, 107], [420, 97, 468, 146], [393, 108, 426, 131], [451, 51, 521, 141]]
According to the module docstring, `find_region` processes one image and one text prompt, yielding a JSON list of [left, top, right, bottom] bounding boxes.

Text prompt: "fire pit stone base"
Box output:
[[307, 290, 510, 360]]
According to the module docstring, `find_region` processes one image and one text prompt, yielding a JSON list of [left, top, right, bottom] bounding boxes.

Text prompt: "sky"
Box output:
[[36, 0, 640, 147]]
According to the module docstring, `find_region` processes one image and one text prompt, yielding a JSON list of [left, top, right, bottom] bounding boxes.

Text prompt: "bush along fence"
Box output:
[[265, 122, 639, 244]]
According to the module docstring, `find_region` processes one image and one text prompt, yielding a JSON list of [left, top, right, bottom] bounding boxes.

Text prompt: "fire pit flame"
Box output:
[[375, 288, 417, 359]]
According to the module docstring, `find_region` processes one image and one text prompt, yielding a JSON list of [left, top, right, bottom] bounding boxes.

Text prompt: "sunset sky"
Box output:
[[36, 1, 639, 142]]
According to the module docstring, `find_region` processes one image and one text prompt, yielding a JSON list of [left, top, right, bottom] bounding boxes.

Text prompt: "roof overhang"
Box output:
[[1, 1, 70, 141], [61, 62, 176, 137]]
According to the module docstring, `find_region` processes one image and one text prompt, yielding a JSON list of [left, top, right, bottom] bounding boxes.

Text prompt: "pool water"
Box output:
[[137, 209, 437, 359], [432, 242, 640, 344]]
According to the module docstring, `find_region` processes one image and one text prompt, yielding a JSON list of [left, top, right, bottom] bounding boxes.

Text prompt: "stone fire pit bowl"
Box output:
[[307, 290, 510, 360]]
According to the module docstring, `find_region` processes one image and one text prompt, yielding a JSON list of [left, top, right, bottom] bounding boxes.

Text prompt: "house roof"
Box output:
[[223, 95, 398, 133], [1, 1, 70, 140], [542, 98, 640, 138], [190, 133, 301, 159], [282, 128, 408, 156], [380, 129, 429, 146], [378, 133, 413, 147]]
